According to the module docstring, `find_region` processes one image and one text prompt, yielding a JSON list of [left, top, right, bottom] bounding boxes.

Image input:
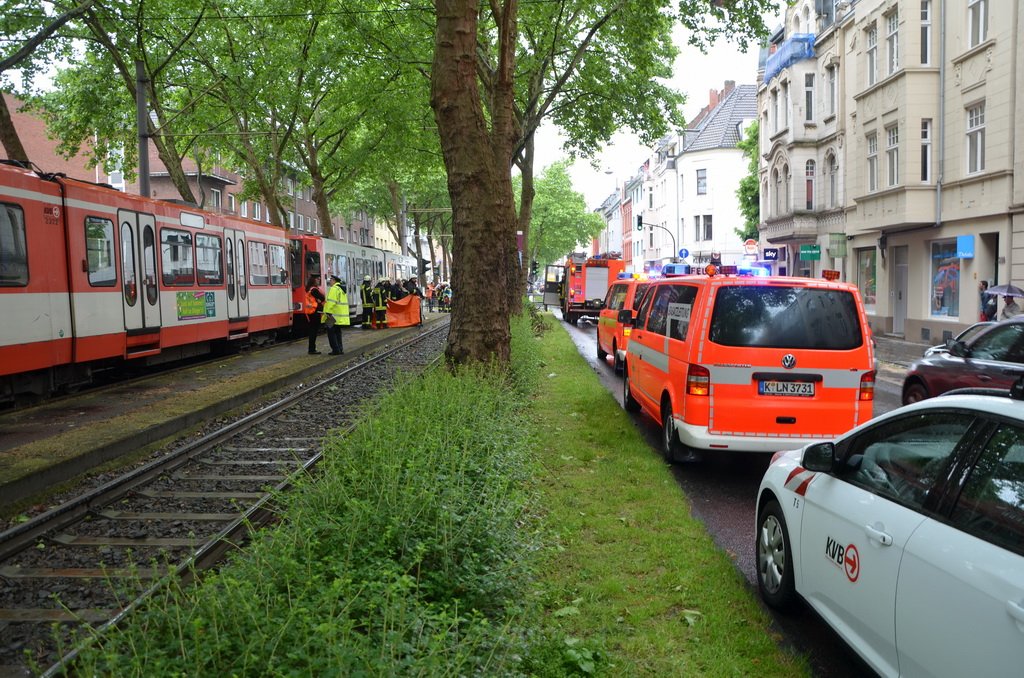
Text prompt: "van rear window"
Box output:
[[709, 286, 863, 350]]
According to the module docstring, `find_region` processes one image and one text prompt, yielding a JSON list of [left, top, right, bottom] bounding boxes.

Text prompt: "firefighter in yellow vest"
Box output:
[[322, 274, 350, 355], [304, 274, 326, 354]]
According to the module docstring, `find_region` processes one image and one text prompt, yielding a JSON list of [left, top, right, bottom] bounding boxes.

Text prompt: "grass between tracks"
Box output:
[[65, 309, 807, 676]]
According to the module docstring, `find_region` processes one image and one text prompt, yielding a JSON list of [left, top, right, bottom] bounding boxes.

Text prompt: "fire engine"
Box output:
[[560, 252, 625, 326]]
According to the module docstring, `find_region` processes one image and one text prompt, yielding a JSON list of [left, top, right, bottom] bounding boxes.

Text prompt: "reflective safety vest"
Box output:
[[360, 282, 374, 307], [323, 282, 350, 325], [304, 287, 319, 316]]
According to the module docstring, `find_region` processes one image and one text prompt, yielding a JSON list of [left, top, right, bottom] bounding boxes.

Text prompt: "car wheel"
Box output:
[[756, 500, 796, 610], [661, 398, 698, 463], [622, 363, 640, 413], [661, 401, 681, 463], [902, 381, 930, 405], [612, 341, 623, 374], [597, 339, 608, 362]]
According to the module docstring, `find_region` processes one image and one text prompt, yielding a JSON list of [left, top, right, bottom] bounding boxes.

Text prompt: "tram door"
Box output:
[[118, 209, 161, 332], [224, 228, 249, 320]]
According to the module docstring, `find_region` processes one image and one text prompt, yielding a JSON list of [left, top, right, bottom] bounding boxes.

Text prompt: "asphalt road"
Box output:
[[560, 315, 902, 678]]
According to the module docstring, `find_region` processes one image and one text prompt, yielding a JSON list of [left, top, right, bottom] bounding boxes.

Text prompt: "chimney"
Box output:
[[708, 88, 720, 109], [723, 80, 736, 95]]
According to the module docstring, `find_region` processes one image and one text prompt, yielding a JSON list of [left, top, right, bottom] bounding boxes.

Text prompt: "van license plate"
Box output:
[[759, 381, 815, 397]]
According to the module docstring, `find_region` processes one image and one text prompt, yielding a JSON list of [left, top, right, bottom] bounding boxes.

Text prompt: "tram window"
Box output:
[[226, 239, 235, 300], [269, 244, 287, 285], [84, 216, 115, 287], [143, 225, 158, 304], [160, 228, 194, 285], [0, 202, 28, 286], [237, 237, 247, 299], [248, 240, 269, 285], [196, 234, 223, 285], [121, 222, 137, 306]]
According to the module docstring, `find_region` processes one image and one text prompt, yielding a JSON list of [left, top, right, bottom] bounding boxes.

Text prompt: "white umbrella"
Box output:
[[984, 283, 1024, 297]]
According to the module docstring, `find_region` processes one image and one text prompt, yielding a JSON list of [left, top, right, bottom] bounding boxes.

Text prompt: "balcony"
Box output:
[[764, 34, 815, 84], [762, 214, 819, 243]]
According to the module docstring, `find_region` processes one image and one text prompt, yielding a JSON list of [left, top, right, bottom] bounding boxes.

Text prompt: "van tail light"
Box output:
[[859, 371, 876, 401], [687, 364, 711, 396]]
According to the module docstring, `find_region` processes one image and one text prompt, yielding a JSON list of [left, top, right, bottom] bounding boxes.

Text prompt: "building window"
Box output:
[[930, 240, 960, 318], [867, 25, 878, 86], [771, 89, 779, 133], [773, 168, 782, 215], [253, 202, 261, 221], [805, 160, 816, 210], [828, 153, 839, 207], [804, 73, 815, 122], [968, 0, 987, 48], [694, 215, 702, 241], [210, 188, 222, 209], [867, 133, 878, 192], [886, 11, 899, 75], [228, 194, 236, 214], [783, 164, 790, 212], [920, 1, 932, 65], [921, 119, 932, 182], [781, 81, 789, 128], [696, 169, 707, 195], [702, 215, 713, 241], [886, 125, 899, 186], [857, 249, 877, 313], [967, 103, 986, 173], [827, 65, 837, 116], [240, 200, 247, 218]]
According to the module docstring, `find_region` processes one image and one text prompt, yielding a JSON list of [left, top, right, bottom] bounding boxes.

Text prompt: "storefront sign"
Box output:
[[763, 248, 779, 261], [956, 235, 975, 259]]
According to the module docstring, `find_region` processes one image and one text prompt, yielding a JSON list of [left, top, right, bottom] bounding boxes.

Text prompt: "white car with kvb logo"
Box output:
[[755, 385, 1024, 678]]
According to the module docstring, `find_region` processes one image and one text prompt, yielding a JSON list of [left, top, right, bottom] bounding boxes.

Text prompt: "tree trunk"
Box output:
[[431, 0, 518, 366], [0, 95, 29, 164], [511, 131, 537, 314]]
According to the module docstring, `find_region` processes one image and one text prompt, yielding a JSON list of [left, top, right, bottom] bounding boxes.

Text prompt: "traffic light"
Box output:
[[636, 215, 644, 232], [530, 260, 539, 276]]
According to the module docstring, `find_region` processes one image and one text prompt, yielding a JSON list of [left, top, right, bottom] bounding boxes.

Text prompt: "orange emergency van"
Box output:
[[597, 277, 652, 373], [621, 268, 875, 461]]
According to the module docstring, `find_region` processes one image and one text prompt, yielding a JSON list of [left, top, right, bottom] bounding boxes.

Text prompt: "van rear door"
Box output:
[[700, 283, 872, 437]]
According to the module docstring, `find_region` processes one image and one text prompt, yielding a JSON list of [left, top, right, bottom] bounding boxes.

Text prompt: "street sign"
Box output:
[[678, 248, 689, 259], [799, 244, 821, 261]]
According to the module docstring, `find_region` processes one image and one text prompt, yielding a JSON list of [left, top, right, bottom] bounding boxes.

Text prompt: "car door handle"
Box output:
[[1007, 599, 1024, 629], [864, 524, 893, 546], [978, 375, 992, 382]]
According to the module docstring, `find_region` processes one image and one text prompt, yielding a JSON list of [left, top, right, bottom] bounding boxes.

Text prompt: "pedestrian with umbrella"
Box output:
[[984, 283, 1024, 319]]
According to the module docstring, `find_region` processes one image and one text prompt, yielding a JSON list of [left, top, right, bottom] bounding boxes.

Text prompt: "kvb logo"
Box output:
[[825, 536, 860, 582]]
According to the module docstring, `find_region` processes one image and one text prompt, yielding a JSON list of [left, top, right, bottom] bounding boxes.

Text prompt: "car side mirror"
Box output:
[[802, 441, 836, 472], [617, 309, 633, 325], [948, 340, 968, 358]]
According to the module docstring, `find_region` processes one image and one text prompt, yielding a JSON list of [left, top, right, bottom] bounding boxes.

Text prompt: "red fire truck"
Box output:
[[560, 252, 625, 326]]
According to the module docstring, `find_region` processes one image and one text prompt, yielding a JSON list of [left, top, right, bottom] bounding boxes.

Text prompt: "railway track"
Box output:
[[0, 324, 448, 677]]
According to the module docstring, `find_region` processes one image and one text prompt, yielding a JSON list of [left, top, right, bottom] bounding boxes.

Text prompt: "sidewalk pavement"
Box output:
[[873, 333, 930, 368]]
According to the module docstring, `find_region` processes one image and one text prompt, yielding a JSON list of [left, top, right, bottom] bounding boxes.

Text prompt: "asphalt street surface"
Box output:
[[559, 314, 903, 678]]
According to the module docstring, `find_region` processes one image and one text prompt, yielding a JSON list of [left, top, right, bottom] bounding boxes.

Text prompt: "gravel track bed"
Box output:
[[0, 328, 446, 672]]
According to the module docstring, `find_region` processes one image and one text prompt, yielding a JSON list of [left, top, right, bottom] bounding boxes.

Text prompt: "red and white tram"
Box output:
[[0, 160, 423, 404], [0, 161, 292, 403]]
